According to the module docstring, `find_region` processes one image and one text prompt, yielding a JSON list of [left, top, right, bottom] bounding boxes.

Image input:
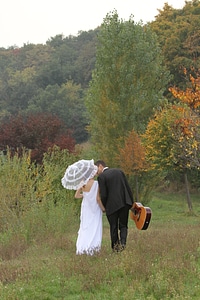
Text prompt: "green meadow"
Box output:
[[0, 192, 200, 300]]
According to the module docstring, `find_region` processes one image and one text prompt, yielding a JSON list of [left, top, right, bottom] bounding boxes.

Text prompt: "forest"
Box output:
[[0, 0, 200, 207]]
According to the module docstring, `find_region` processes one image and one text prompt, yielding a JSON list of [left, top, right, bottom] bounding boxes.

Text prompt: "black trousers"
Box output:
[[107, 205, 130, 249]]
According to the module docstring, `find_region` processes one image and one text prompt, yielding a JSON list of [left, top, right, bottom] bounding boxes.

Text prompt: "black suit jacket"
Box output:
[[97, 168, 134, 216]]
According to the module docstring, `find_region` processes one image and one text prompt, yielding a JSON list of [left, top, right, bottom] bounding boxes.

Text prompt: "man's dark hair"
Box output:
[[95, 160, 106, 167]]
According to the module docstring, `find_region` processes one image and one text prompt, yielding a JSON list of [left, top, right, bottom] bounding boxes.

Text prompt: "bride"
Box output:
[[75, 177, 105, 255]]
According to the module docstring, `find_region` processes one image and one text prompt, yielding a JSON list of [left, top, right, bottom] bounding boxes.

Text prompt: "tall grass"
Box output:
[[0, 147, 80, 231]]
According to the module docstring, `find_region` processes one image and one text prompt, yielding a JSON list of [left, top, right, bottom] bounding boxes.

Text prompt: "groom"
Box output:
[[95, 160, 134, 252]]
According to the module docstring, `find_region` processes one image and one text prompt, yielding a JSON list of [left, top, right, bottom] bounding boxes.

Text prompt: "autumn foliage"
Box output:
[[144, 105, 200, 170], [0, 113, 75, 163], [143, 71, 200, 210], [168, 72, 200, 168], [172, 112, 199, 169], [118, 130, 147, 175], [169, 71, 200, 112]]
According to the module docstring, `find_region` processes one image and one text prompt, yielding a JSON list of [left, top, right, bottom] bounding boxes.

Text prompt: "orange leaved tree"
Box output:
[[143, 103, 200, 211], [117, 130, 149, 202], [169, 72, 200, 113]]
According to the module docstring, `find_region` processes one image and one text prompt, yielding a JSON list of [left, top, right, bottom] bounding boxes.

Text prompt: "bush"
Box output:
[[0, 146, 81, 234]]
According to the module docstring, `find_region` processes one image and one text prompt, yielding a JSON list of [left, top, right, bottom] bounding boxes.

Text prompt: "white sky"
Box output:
[[1, 0, 186, 48]]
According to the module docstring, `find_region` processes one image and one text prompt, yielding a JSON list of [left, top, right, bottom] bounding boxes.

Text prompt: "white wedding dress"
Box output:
[[76, 180, 103, 255]]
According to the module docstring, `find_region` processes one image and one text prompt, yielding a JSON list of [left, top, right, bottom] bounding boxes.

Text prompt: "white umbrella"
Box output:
[[61, 159, 98, 190]]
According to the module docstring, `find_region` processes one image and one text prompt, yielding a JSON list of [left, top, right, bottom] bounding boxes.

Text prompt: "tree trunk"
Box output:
[[184, 170, 193, 212], [135, 174, 139, 202]]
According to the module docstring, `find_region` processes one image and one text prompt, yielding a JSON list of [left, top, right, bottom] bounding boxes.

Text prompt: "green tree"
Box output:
[[74, 30, 98, 88], [27, 81, 88, 143], [6, 67, 37, 112], [150, 0, 200, 90], [85, 10, 171, 165]]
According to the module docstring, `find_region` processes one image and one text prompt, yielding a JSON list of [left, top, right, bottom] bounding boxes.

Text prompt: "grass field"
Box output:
[[0, 192, 200, 299]]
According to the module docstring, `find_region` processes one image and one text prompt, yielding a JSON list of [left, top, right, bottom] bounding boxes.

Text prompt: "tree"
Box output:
[[27, 81, 88, 143], [117, 130, 148, 202], [169, 70, 200, 115], [0, 113, 75, 164], [0, 31, 98, 142], [142, 104, 200, 211], [85, 10, 171, 165], [150, 0, 200, 90]]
